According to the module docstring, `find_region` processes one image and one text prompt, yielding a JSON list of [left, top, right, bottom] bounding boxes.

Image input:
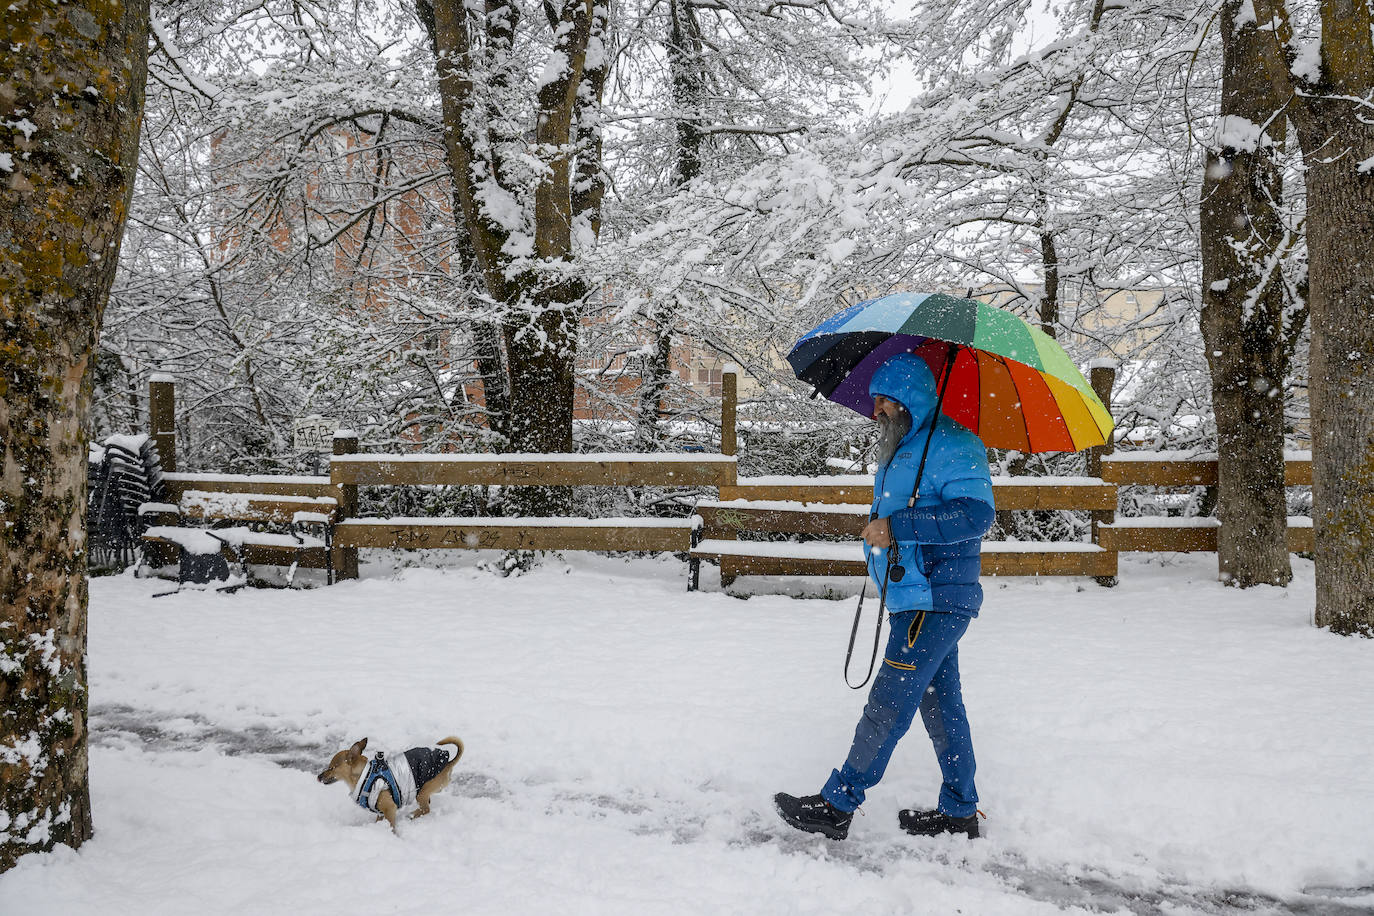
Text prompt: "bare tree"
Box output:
[[1200, 0, 1304, 588], [0, 0, 149, 870], [1251, 0, 1374, 634]]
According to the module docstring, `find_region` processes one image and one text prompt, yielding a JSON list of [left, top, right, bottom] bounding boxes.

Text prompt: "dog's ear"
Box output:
[[352, 737, 368, 754]]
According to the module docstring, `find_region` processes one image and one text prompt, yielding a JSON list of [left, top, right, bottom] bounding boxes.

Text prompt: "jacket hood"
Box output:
[[868, 353, 938, 430]]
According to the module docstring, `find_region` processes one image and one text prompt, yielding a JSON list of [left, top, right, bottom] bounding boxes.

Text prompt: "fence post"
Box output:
[[332, 431, 359, 581], [1087, 360, 1118, 587], [148, 373, 177, 473], [716, 365, 741, 587], [721, 364, 738, 458]]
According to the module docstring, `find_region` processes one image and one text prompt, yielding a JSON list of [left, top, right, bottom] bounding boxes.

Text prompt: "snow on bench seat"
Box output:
[[693, 538, 863, 562], [144, 525, 326, 555], [695, 499, 868, 538], [333, 516, 695, 553], [697, 499, 870, 514]]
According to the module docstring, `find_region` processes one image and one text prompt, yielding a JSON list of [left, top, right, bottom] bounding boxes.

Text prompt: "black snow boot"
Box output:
[[774, 792, 853, 840], [898, 807, 980, 839]]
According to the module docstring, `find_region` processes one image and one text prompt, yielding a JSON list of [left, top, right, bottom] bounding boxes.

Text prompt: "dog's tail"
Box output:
[[438, 736, 464, 765]]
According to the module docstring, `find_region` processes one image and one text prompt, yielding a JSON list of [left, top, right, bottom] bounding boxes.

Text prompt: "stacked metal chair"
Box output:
[[87, 436, 168, 573]]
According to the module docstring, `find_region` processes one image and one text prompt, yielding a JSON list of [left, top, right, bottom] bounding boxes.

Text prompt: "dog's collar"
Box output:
[[354, 752, 402, 812]]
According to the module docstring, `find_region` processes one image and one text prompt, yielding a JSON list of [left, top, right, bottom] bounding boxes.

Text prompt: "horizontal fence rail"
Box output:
[[330, 453, 737, 487], [1100, 452, 1312, 486], [720, 475, 1118, 511]]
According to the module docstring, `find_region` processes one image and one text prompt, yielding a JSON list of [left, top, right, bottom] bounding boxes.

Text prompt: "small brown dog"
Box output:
[[317, 736, 464, 832]]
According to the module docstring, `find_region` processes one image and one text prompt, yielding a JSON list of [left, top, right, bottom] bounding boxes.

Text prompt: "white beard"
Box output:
[[874, 406, 912, 467]]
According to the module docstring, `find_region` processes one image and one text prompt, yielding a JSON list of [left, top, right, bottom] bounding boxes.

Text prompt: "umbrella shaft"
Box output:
[[909, 343, 958, 508]]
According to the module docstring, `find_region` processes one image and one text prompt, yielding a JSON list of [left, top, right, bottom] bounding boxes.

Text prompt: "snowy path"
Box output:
[[3, 553, 1373, 915], [77, 705, 1374, 915]]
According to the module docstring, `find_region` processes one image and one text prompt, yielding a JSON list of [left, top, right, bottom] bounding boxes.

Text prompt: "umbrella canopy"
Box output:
[[787, 292, 1114, 453]]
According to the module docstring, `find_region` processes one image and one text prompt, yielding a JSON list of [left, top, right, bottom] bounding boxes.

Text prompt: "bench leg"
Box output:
[[688, 558, 700, 592], [324, 529, 335, 586], [720, 557, 737, 590]]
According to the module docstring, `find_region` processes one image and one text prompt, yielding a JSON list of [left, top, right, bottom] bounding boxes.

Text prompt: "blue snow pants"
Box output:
[[821, 609, 978, 817]]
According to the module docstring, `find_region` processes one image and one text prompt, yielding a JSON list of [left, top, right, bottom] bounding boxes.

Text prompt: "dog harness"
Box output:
[[353, 746, 454, 813]]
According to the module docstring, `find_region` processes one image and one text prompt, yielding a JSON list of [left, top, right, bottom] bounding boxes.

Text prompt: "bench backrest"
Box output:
[[178, 490, 338, 526]]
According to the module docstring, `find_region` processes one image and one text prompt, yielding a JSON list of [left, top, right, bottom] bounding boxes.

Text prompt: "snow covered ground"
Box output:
[[4, 552, 1373, 915]]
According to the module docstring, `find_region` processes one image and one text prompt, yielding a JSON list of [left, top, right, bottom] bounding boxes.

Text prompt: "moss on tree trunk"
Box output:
[[0, 0, 149, 870]]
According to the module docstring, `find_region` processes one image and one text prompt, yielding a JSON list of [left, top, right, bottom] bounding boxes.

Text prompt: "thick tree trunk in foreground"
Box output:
[[1200, 0, 1294, 588], [0, 0, 149, 871], [1252, 0, 1374, 634], [1300, 105, 1374, 634]]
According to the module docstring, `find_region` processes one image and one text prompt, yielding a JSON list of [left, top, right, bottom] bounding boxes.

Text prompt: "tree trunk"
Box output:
[[1299, 102, 1374, 633], [1199, 0, 1293, 588], [502, 304, 578, 517], [0, 0, 149, 871], [636, 3, 705, 444], [472, 321, 509, 447], [1034, 189, 1060, 337], [667, 0, 706, 187], [637, 318, 674, 449], [1250, 0, 1374, 633]]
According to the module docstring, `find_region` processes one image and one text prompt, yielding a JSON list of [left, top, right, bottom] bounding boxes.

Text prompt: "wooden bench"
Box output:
[[327, 452, 736, 575], [333, 517, 695, 553], [690, 474, 1120, 589], [141, 476, 338, 586]]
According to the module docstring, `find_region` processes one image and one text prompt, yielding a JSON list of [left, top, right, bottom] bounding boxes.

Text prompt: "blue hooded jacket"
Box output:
[[865, 353, 995, 616]]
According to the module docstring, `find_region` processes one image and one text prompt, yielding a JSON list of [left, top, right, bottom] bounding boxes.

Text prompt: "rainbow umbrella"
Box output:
[[788, 292, 1113, 452]]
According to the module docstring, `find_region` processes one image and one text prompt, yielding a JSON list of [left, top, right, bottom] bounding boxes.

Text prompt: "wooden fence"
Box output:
[[1097, 452, 1313, 553], [327, 446, 735, 577], [137, 369, 1313, 587]]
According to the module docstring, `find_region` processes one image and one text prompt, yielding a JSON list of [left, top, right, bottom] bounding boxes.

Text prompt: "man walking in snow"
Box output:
[[775, 352, 995, 840]]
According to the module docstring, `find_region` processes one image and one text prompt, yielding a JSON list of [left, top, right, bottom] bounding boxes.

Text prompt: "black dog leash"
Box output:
[[843, 543, 897, 690]]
